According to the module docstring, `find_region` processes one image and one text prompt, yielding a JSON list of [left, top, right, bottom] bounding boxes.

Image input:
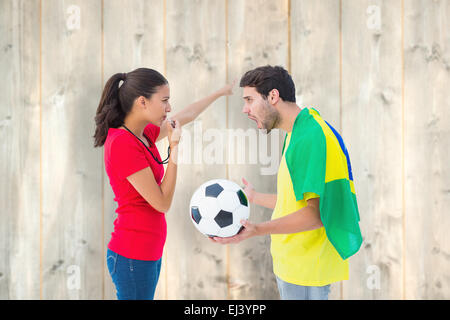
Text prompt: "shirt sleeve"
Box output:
[[303, 192, 320, 201], [109, 134, 150, 180], [144, 122, 161, 143], [285, 130, 327, 202]]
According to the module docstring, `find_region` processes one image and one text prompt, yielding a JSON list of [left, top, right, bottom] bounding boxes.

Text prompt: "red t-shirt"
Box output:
[[104, 123, 166, 261]]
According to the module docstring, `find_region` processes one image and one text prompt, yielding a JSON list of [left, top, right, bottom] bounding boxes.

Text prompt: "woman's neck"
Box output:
[[121, 117, 148, 139]]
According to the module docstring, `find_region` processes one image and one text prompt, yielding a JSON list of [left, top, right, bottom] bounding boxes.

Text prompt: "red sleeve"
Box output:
[[144, 122, 161, 142], [109, 134, 150, 180]]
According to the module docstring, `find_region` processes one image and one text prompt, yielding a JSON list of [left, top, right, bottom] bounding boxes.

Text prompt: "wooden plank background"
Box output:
[[341, 0, 404, 300], [403, 0, 450, 299], [40, 0, 103, 299], [0, 0, 449, 300], [0, 0, 41, 299]]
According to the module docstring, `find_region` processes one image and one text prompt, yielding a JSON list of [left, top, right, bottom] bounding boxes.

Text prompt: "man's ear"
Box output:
[[269, 89, 280, 104]]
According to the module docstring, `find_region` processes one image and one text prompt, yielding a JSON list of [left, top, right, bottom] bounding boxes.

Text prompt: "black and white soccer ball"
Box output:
[[190, 179, 250, 238]]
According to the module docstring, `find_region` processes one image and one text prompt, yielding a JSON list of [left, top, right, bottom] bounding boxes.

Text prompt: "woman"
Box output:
[[93, 68, 234, 300]]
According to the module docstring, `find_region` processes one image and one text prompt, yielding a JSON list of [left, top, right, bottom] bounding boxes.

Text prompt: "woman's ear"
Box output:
[[135, 96, 147, 110]]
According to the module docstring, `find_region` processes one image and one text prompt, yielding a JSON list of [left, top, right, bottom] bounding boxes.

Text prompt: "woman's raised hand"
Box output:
[[167, 119, 181, 148], [218, 78, 238, 96]]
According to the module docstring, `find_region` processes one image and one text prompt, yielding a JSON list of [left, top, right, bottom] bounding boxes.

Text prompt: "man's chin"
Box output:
[[258, 124, 272, 134], [250, 118, 273, 133]]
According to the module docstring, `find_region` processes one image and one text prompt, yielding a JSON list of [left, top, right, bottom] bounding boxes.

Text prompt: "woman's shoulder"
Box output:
[[144, 122, 161, 142], [105, 128, 136, 150]]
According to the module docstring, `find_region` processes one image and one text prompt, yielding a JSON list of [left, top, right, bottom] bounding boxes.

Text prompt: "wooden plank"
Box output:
[[291, 0, 341, 123], [102, 0, 166, 300], [41, 0, 103, 299], [0, 0, 41, 299], [290, 0, 342, 300], [226, 0, 289, 300], [341, 0, 403, 299], [2, 0, 448, 301], [163, 0, 228, 299], [403, 0, 450, 299]]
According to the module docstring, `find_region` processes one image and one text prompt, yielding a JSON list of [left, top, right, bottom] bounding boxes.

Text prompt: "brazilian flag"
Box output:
[[282, 107, 363, 260]]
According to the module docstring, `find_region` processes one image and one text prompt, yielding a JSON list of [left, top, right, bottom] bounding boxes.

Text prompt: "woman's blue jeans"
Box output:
[[106, 248, 162, 300]]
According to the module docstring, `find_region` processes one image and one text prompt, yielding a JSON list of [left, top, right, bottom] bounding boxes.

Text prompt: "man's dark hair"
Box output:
[[239, 65, 296, 103]]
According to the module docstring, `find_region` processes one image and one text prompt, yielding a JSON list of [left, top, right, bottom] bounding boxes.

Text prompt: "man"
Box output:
[[211, 65, 362, 300]]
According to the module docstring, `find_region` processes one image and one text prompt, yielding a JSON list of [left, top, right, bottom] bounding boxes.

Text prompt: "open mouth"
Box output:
[[248, 115, 262, 129]]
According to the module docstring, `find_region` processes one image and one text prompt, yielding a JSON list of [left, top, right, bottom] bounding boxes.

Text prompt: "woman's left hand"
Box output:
[[218, 78, 237, 96]]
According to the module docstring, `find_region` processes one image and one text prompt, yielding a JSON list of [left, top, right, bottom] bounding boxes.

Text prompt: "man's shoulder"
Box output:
[[291, 121, 325, 147]]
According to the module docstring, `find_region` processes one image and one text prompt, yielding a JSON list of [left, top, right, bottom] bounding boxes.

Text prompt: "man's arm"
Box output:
[[210, 197, 322, 244], [255, 197, 322, 235]]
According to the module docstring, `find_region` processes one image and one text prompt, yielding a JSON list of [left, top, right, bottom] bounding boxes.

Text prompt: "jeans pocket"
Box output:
[[107, 250, 118, 276], [323, 284, 331, 299]]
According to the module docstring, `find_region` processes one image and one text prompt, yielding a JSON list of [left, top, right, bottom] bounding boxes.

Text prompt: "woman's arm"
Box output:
[[126, 121, 181, 213], [156, 81, 236, 142]]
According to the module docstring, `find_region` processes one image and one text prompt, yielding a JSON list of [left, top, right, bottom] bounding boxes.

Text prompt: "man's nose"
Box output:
[[242, 105, 249, 114]]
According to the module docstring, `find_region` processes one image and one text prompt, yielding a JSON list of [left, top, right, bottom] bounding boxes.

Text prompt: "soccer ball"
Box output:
[[189, 179, 250, 238]]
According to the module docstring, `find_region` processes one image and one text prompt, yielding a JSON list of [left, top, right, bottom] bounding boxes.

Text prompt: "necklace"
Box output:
[[122, 125, 171, 165]]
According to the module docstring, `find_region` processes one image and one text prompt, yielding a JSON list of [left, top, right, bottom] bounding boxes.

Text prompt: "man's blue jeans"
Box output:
[[106, 248, 162, 300], [276, 276, 331, 300]]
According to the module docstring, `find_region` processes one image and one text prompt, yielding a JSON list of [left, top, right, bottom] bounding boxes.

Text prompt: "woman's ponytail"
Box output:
[[93, 73, 127, 147], [93, 68, 168, 147]]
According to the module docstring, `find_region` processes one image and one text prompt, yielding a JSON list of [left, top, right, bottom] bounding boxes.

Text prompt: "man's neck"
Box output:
[[276, 103, 302, 133]]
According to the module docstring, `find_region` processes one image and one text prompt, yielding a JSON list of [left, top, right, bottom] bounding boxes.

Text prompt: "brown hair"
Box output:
[[93, 68, 168, 147], [239, 65, 296, 103]]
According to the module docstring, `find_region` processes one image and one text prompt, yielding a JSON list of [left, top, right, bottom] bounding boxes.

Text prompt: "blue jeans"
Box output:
[[276, 276, 331, 300], [106, 248, 162, 300]]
